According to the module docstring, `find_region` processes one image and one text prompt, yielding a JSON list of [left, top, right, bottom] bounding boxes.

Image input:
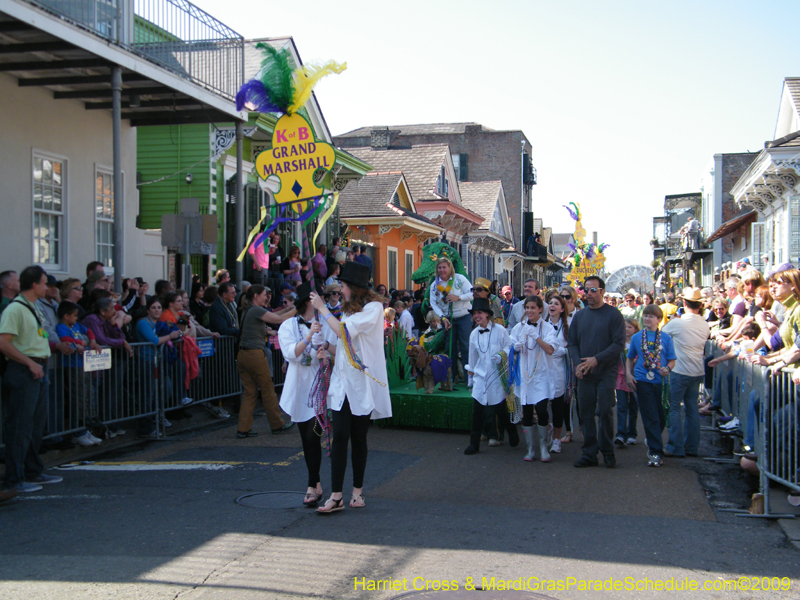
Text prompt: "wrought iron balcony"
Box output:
[[26, 0, 243, 99]]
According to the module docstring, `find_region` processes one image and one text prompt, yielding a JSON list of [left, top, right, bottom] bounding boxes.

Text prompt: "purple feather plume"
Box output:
[[567, 242, 577, 253], [235, 79, 282, 113], [585, 245, 595, 259], [563, 205, 579, 221], [599, 243, 610, 252]]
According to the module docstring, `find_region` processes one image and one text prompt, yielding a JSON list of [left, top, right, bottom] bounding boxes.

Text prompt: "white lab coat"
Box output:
[[278, 316, 337, 423], [468, 322, 511, 406], [327, 301, 392, 419], [510, 319, 557, 405], [546, 318, 569, 398]]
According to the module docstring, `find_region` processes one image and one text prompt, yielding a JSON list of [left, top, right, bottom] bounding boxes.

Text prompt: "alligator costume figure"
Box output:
[[411, 242, 469, 319]]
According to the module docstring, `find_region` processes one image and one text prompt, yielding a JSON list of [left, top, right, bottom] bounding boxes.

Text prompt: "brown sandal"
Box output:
[[316, 497, 344, 514], [561, 432, 573, 443]]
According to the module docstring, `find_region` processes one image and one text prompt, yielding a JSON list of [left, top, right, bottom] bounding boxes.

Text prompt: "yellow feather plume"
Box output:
[[288, 61, 347, 113]]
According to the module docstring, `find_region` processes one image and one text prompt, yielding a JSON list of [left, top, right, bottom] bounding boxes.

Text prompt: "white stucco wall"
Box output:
[[0, 73, 167, 284]]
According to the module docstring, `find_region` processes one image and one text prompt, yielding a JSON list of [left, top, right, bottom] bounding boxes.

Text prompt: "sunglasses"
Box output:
[[560, 294, 571, 300], [329, 291, 341, 296], [72, 286, 82, 291], [473, 288, 487, 293], [586, 287, 602, 293]]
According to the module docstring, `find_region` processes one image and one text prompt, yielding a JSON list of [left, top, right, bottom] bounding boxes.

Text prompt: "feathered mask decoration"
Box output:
[[236, 43, 347, 115], [563, 203, 580, 221]]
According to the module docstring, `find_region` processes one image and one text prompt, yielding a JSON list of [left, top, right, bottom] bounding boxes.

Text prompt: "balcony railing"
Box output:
[[28, 0, 243, 99]]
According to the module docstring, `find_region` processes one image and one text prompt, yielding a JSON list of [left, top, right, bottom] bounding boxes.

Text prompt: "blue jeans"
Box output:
[[2, 361, 49, 486], [636, 380, 666, 457], [577, 370, 617, 459], [615, 389, 638, 439], [446, 314, 472, 381], [666, 372, 703, 456]]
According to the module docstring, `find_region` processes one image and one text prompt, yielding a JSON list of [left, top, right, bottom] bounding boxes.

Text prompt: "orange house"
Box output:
[[338, 171, 441, 290]]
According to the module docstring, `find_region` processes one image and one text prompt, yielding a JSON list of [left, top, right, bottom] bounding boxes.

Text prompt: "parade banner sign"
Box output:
[[255, 113, 336, 212]]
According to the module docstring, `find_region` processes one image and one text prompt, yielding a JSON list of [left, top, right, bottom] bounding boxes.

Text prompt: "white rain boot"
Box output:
[[522, 426, 537, 461], [537, 425, 551, 462]]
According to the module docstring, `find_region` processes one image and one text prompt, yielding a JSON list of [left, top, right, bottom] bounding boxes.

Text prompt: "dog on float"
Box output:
[[406, 339, 453, 394]]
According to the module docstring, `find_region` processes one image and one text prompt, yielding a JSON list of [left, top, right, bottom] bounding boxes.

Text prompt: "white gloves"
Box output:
[[492, 354, 502, 365], [528, 326, 539, 341], [513, 342, 523, 352], [311, 332, 325, 347]]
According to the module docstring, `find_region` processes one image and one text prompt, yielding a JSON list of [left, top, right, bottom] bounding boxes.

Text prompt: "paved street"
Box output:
[[1, 410, 799, 600]]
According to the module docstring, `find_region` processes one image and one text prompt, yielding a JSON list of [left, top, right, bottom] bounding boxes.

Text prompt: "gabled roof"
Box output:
[[337, 171, 440, 228], [345, 145, 452, 201], [337, 122, 497, 137], [458, 181, 503, 222], [337, 171, 404, 218], [766, 130, 800, 148]]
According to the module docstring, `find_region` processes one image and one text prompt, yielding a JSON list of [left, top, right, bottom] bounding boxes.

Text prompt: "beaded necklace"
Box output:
[[296, 316, 314, 366], [641, 327, 661, 378], [477, 322, 492, 353], [524, 319, 542, 379]]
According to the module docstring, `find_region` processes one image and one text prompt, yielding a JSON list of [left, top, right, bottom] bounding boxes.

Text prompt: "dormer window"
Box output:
[[437, 165, 449, 196]]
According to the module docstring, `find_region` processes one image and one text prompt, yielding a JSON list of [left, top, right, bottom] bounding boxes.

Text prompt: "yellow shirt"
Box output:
[[0, 297, 51, 359]]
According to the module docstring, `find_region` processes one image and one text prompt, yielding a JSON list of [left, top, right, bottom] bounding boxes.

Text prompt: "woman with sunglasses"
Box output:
[[749, 269, 800, 368], [558, 285, 579, 323], [282, 246, 303, 288], [323, 284, 343, 319]]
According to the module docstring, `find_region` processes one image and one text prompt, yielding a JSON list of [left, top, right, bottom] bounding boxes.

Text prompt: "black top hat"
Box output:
[[294, 280, 313, 309], [338, 260, 371, 289], [469, 297, 494, 315]]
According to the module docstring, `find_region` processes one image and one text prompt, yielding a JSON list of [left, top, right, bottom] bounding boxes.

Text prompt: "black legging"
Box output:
[[330, 398, 371, 494], [522, 401, 549, 427], [551, 394, 567, 428], [297, 418, 322, 488]]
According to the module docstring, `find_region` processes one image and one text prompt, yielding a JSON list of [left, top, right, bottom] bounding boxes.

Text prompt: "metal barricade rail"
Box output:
[[0, 335, 242, 448], [705, 339, 799, 518]]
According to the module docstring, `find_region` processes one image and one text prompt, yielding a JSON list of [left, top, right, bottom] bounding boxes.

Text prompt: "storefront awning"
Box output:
[[705, 211, 757, 243]]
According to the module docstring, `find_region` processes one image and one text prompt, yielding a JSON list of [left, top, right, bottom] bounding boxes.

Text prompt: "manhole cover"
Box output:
[[235, 491, 307, 509], [389, 590, 556, 600]]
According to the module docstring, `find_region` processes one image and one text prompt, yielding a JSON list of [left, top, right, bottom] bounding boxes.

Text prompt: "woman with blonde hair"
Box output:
[[429, 257, 472, 384]]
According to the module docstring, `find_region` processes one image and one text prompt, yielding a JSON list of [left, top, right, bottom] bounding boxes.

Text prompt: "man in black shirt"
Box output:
[[567, 276, 625, 468]]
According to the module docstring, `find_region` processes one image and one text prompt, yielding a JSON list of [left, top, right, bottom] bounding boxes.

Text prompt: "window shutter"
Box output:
[[459, 153, 468, 181], [751, 221, 765, 273]]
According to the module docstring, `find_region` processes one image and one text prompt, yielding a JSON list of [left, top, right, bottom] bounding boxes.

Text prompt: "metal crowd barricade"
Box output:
[[0, 335, 242, 449], [158, 335, 242, 415], [705, 339, 798, 518]]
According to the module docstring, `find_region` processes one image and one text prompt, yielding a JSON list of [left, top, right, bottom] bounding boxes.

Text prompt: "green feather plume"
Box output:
[[255, 43, 295, 114]]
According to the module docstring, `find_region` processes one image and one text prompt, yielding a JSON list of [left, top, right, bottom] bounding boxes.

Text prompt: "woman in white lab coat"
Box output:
[[509, 296, 556, 462], [278, 281, 336, 508], [310, 261, 391, 513]]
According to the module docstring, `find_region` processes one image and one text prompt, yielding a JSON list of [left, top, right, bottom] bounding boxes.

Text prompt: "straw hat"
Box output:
[[680, 287, 703, 302]]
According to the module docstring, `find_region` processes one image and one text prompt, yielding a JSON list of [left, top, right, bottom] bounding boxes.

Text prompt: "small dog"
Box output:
[[407, 344, 453, 394]]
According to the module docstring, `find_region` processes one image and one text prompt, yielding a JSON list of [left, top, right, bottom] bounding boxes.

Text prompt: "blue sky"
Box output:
[[193, 0, 800, 272]]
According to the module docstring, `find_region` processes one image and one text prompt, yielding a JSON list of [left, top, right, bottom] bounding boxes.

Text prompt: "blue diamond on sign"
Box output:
[[291, 180, 302, 198]]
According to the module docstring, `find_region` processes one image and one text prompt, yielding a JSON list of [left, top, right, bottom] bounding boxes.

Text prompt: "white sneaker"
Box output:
[[86, 432, 103, 445], [626, 437, 637, 445], [161, 417, 172, 428], [73, 432, 95, 447], [488, 439, 502, 447], [550, 438, 562, 453], [181, 397, 193, 406], [720, 417, 740, 430], [647, 453, 662, 467], [206, 405, 230, 419]]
